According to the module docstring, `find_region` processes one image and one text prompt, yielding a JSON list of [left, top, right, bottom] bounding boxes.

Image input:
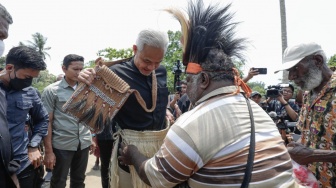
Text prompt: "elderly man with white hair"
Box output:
[[276, 42, 336, 187]]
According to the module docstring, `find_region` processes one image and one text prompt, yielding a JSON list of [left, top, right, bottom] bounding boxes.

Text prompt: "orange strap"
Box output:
[[186, 63, 252, 97], [232, 68, 252, 97], [186, 62, 203, 74]]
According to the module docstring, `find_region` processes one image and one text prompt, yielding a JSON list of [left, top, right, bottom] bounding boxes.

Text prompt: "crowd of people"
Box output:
[[1, 1, 336, 188]]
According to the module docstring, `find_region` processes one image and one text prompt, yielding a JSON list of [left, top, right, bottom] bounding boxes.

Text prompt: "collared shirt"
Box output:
[[297, 74, 336, 187], [6, 86, 48, 174], [145, 86, 294, 187], [110, 58, 168, 131], [42, 78, 91, 151], [267, 99, 300, 122]]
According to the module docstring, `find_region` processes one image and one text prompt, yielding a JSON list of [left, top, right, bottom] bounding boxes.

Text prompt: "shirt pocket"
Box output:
[[56, 96, 68, 112], [15, 101, 33, 124]]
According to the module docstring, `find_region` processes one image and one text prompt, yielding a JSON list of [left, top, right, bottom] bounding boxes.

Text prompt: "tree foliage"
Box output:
[[327, 54, 336, 67], [20, 32, 51, 60], [32, 70, 56, 93], [163, 30, 184, 93], [0, 56, 5, 68], [247, 81, 266, 96], [97, 48, 133, 60]]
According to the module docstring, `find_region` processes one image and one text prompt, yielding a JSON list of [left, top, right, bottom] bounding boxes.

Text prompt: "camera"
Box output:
[[265, 84, 289, 98], [173, 60, 183, 92], [268, 111, 288, 130]]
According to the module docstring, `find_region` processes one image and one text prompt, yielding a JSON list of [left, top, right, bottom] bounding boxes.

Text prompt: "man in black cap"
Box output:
[[250, 91, 262, 105]]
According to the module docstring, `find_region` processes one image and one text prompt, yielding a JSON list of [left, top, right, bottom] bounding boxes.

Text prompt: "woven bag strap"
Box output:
[[130, 71, 157, 112]]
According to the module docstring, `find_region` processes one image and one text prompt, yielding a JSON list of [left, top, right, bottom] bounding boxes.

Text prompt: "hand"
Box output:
[[173, 92, 181, 101], [287, 142, 314, 165], [44, 150, 56, 170], [90, 138, 97, 155], [28, 147, 43, 169], [174, 104, 182, 118], [276, 93, 286, 104], [78, 68, 96, 86], [11, 174, 20, 188], [248, 68, 259, 78], [166, 109, 175, 125], [118, 142, 137, 166]]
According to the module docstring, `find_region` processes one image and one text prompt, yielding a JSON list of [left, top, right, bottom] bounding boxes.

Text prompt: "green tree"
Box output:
[[97, 48, 133, 60], [247, 81, 266, 96], [163, 30, 184, 93], [32, 70, 56, 93], [20, 32, 51, 60], [0, 56, 5, 68], [327, 54, 336, 67]]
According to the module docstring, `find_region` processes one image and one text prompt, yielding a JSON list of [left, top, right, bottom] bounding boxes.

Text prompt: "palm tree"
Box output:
[[279, 0, 288, 83], [26, 32, 51, 60]]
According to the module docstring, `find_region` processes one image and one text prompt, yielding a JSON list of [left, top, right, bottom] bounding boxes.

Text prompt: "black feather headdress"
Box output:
[[166, 0, 251, 96], [166, 0, 247, 68]]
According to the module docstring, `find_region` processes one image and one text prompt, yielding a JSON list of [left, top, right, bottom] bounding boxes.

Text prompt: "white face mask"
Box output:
[[0, 40, 5, 57]]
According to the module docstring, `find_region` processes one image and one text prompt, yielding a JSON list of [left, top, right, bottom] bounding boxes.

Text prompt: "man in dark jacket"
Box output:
[[0, 3, 20, 187]]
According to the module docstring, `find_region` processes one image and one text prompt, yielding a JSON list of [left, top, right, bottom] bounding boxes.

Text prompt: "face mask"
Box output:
[[0, 40, 5, 57], [8, 70, 33, 90]]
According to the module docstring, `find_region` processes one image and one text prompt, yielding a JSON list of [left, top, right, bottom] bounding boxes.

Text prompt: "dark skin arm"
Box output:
[[118, 143, 151, 186], [287, 142, 336, 165]]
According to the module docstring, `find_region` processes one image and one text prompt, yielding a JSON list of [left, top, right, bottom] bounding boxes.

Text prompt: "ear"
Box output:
[[314, 55, 324, 68], [199, 72, 210, 89], [61, 65, 66, 73], [5, 64, 14, 71], [133, 45, 138, 55]]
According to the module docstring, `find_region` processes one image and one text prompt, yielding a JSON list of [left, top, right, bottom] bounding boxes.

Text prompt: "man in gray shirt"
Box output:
[[42, 54, 93, 188]]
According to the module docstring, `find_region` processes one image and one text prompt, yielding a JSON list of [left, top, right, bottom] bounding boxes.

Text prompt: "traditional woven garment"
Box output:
[[109, 122, 170, 188], [62, 58, 157, 133]]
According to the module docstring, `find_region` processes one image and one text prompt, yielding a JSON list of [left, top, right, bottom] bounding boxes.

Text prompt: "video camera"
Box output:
[[173, 60, 183, 92], [265, 84, 290, 98]]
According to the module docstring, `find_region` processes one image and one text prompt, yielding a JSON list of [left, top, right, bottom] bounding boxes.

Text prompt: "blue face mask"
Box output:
[[8, 70, 33, 90]]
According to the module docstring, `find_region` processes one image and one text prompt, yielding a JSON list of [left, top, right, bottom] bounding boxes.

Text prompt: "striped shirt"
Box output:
[[145, 86, 295, 188]]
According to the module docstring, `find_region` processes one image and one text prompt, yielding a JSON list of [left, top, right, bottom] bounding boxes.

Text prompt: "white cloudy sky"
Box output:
[[1, 0, 335, 86]]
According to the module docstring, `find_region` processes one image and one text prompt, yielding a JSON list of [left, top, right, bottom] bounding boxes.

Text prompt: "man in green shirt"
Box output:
[[42, 54, 93, 188]]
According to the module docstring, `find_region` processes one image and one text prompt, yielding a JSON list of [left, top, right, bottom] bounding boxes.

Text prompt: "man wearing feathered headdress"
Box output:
[[119, 0, 296, 187]]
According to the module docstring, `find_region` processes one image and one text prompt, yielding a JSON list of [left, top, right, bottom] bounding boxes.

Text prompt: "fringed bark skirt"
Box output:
[[109, 122, 170, 188]]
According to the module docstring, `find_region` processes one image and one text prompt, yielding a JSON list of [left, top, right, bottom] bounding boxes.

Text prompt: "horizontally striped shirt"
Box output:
[[145, 86, 295, 188]]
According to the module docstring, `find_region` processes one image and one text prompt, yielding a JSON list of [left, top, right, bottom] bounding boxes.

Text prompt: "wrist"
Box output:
[[28, 142, 39, 148], [167, 107, 173, 113], [283, 103, 289, 106]]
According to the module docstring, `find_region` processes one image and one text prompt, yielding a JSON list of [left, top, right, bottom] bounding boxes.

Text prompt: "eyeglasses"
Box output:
[[281, 90, 293, 94]]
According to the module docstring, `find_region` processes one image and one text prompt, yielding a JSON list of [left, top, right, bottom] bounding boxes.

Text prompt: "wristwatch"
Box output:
[[28, 142, 39, 148]]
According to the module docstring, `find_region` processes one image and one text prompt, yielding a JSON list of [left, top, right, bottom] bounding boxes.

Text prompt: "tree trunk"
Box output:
[[279, 0, 288, 83]]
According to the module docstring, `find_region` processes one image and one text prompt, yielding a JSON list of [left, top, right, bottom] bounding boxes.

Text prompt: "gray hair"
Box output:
[[0, 4, 13, 24], [135, 29, 169, 54]]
